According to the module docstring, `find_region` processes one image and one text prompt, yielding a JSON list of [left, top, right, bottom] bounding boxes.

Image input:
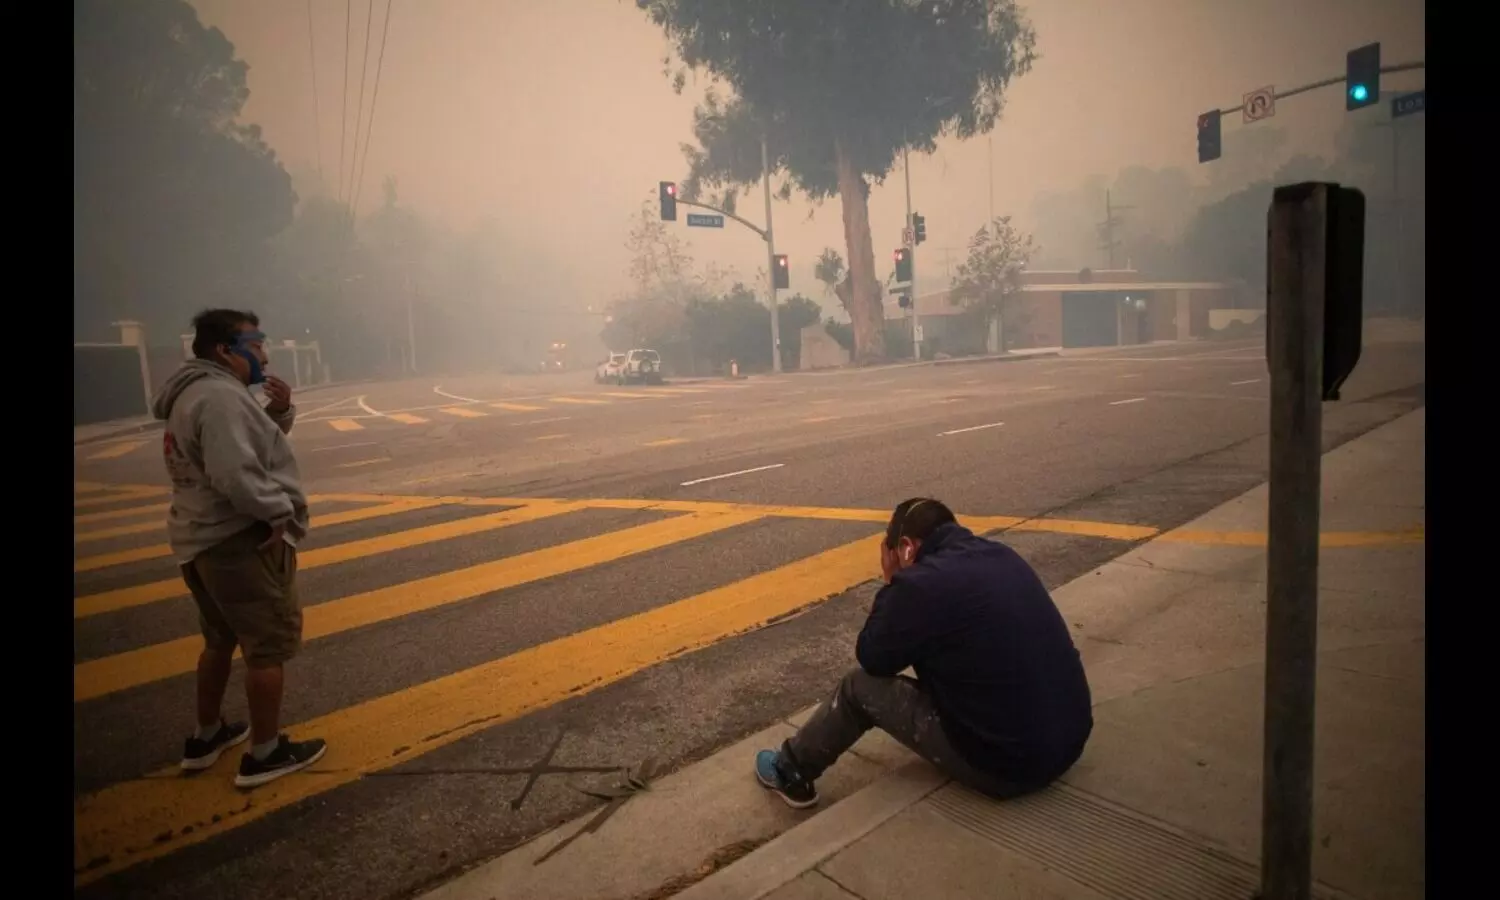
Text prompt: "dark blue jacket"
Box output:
[[856, 523, 1093, 785]]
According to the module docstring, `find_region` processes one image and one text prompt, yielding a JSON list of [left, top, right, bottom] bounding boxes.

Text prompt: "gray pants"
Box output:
[[783, 668, 1036, 799]]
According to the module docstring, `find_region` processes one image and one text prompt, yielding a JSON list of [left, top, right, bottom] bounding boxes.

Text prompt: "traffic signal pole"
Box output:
[[762, 133, 783, 374], [903, 143, 921, 361], [660, 142, 784, 374]]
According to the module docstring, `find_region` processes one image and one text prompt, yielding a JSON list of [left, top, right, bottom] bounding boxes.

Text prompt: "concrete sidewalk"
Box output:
[[421, 409, 1424, 900], [681, 408, 1426, 900]]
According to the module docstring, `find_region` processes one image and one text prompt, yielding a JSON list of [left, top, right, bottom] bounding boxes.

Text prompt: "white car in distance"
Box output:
[[595, 352, 626, 383]]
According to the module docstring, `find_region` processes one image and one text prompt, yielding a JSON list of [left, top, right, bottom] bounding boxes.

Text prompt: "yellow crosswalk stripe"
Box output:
[[86, 440, 149, 461], [71, 531, 875, 887], [75, 518, 164, 544], [74, 482, 112, 494], [75, 486, 169, 510], [548, 396, 609, 405], [387, 413, 428, 425], [491, 402, 545, 412], [642, 388, 707, 395], [608, 392, 669, 399], [73, 511, 759, 702], [72, 499, 447, 574], [440, 407, 487, 418], [643, 438, 687, 447], [74, 500, 573, 620], [328, 418, 365, 432], [75, 502, 169, 527]]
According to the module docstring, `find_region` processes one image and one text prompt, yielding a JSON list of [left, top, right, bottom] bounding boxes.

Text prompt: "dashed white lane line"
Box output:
[[1110, 397, 1147, 406], [1231, 378, 1262, 386], [938, 422, 1004, 437], [680, 463, 785, 487], [310, 441, 380, 452]]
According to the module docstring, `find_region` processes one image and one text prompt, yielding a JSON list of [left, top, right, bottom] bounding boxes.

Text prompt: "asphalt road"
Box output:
[[73, 335, 1426, 900]]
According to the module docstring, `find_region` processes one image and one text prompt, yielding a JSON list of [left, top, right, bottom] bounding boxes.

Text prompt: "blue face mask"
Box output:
[[232, 331, 268, 385]]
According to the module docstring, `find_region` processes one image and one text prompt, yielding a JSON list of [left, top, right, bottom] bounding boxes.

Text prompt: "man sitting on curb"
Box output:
[[755, 498, 1094, 807]]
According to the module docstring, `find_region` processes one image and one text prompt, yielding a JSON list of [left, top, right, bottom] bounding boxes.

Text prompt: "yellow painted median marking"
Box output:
[[440, 407, 487, 418], [74, 501, 570, 620], [73, 499, 447, 574], [86, 440, 149, 461], [803, 416, 839, 424], [491, 402, 545, 412], [643, 438, 687, 447], [72, 530, 877, 887], [73, 511, 760, 702], [533, 433, 568, 441], [1008, 518, 1159, 542], [549, 396, 609, 405], [328, 418, 365, 432], [75, 481, 111, 494], [387, 413, 428, 425]]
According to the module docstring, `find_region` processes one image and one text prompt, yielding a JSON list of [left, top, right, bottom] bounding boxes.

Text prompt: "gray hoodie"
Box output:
[[151, 359, 309, 563]]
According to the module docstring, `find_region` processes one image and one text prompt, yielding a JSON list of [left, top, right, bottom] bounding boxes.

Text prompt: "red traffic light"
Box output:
[[666, 183, 676, 196], [777, 257, 787, 267]]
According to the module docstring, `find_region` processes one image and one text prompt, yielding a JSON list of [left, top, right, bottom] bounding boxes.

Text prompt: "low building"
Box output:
[[886, 268, 1242, 352]]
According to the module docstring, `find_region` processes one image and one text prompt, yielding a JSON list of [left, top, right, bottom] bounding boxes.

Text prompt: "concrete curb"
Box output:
[[792, 350, 1061, 379]]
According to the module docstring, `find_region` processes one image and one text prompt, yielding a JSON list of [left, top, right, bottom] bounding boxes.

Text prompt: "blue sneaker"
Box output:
[[755, 749, 819, 809]]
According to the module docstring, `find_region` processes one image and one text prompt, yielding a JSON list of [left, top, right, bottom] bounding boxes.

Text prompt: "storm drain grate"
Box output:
[[928, 782, 1350, 900]]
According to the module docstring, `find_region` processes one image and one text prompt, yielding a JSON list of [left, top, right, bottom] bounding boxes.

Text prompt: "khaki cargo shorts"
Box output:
[[181, 523, 303, 668]]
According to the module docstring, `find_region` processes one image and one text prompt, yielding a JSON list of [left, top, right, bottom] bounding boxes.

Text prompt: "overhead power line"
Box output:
[[305, 0, 324, 183], [344, 0, 376, 207], [351, 0, 397, 222], [337, 0, 352, 205]]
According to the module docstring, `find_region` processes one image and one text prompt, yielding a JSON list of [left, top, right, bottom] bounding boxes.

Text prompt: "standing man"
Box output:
[[755, 498, 1093, 807], [152, 309, 327, 789]]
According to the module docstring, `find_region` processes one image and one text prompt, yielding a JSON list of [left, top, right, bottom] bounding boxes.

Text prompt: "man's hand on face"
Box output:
[[879, 541, 897, 584], [264, 375, 292, 414]]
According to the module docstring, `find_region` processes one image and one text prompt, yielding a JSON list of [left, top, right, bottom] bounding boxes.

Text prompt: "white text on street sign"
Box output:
[[1243, 86, 1275, 124], [686, 213, 725, 228], [1392, 90, 1425, 118], [901, 227, 914, 247]]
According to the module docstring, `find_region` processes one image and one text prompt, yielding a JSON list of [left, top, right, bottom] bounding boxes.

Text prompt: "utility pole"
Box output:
[[761, 133, 783, 374], [406, 272, 418, 374], [1098, 189, 1133, 269], [903, 142, 921, 360], [987, 134, 994, 223]]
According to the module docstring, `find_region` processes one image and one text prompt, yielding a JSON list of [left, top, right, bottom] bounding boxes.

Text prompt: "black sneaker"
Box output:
[[180, 720, 250, 771], [234, 734, 328, 789], [754, 749, 819, 809]]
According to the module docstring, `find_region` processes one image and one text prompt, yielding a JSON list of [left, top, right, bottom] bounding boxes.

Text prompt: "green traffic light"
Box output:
[[1350, 84, 1368, 102]]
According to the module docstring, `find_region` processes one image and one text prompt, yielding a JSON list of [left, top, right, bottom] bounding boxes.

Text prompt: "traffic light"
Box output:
[[659, 181, 677, 221], [1346, 42, 1380, 111], [773, 254, 789, 289], [913, 214, 927, 245], [894, 248, 912, 283], [1196, 110, 1221, 164]]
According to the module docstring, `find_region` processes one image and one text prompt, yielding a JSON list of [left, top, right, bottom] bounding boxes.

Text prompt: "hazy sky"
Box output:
[[190, 0, 1424, 306]]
